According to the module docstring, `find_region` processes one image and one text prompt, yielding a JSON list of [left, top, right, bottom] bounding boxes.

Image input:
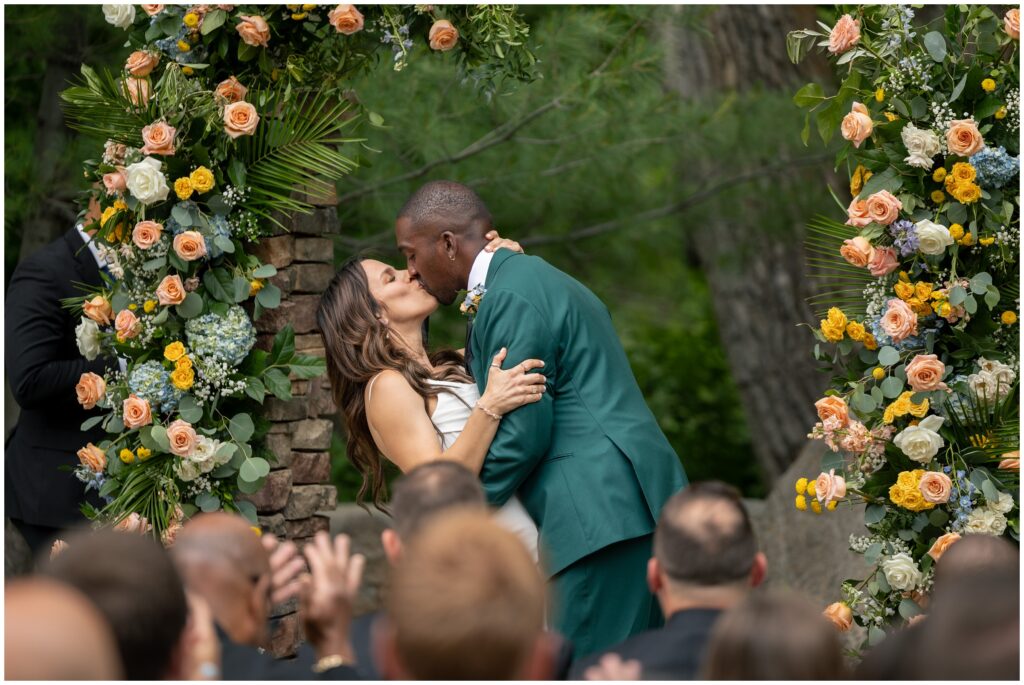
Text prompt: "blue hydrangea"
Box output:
[[185, 305, 256, 366], [888, 219, 919, 257], [970, 146, 1019, 188], [205, 215, 232, 259], [128, 360, 183, 413], [155, 30, 208, 65]]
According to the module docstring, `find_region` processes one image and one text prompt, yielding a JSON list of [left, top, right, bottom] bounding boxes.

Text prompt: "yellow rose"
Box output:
[[136, 446, 153, 461], [827, 307, 847, 330], [932, 167, 947, 182], [846, 321, 866, 341], [981, 78, 996, 92], [898, 270, 910, 282], [938, 302, 953, 318], [1001, 311, 1017, 325], [119, 448, 136, 464], [908, 398, 930, 418], [820, 320, 845, 343], [951, 162, 976, 183], [850, 165, 872, 197], [164, 341, 186, 362], [930, 190, 946, 204], [894, 281, 915, 300], [872, 367, 886, 381], [883, 403, 897, 424], [189, 166, 215, 193], [863, 334, 878, 351], [949, 223, 964, 240], [175, 356, 193, 371], [955, 184, 981, 204], [174, 177, 193, 201], [171, 366, 194, 390], [914, 282, 934, 300]]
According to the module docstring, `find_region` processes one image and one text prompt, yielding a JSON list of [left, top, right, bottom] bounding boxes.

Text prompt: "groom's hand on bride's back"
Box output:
[[483, 230, 524, 254], [480, 347, 547, 417]]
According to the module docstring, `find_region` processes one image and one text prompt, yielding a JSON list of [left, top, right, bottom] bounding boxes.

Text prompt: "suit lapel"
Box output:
[[64, 227, 103, 288]]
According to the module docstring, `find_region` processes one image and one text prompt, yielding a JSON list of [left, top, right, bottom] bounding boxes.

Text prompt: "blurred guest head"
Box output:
[[5, 578, 123, 680], [171, 512, 272, 648], [702, 588, 847, 680], [381, 460, 486, 564], [41, 526, 188, 679], [649, 481, 766, 615], [380, 509, 553, 680], [932, 532, 1019, 591]]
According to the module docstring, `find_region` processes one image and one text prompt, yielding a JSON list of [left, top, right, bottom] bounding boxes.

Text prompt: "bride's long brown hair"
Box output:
[[317, 256, 469, 509]]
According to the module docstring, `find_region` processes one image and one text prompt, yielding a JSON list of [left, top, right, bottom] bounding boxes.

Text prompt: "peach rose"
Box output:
[[123, 77, 151, 106], [50, 540, 69, 560], [156, 274, 187, 306], [215, 76, 247, 103], [173, 231, 208, 261], [815, 395, 849, 427], [141, 4, 165, 15], [927, 531, 961, 561], [865, 190, 902, 225], [815, 468, 847, 505], [77, 443, 107, 473], [327, 4, 364, 34], [868, 246, 899, 277], [167, 419, 198, 457], [1005, 9, 1020, 40], [845, 197, 872, 227], [828, 14, 860, 55], [840, 236, 873, 267], [905, 354, 947, 392], [115, 512, 152, 534], [919, 471, 952, 504], [841, 102, 873, 148], [997, 450, 1019, 470], [132, 220, 163, 249], [141, 121, 176, 156], [76, 372, 106, 410], [880, 298, 918, 343], [823, 602, 853, 631], [236, 15, 270, 47], [161, 507, 185, 546], [428, 19, 459, 51], [122, 394, 153, 429], [126, 50, 160, 77], [114, 308, 141, 340], [83, 296, 113, 325], [907, 614, 927, 627], [223, 101, 260, 139], [102, 169, 127, 196], [946, 119, 984, 157]]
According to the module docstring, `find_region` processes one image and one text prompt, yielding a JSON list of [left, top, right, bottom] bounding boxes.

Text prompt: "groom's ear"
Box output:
[[646, 557, 662, 595], [441, 230, 458, 260]]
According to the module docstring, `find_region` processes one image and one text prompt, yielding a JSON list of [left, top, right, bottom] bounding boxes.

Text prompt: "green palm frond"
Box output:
[[805, 214, 875, 318], [943, 382, 1020, 467], [98, 455, 178, 538], [238, 88, 362, 229], [60, 65, 153, 146]]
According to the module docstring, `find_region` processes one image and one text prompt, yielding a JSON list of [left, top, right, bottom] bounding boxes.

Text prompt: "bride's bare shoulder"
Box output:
[[365, 369, 415, 403]]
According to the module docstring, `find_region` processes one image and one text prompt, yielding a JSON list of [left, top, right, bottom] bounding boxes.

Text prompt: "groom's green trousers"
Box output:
[[549, 533, 663, 660]]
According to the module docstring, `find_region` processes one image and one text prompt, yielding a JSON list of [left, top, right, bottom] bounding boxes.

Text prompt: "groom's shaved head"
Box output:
[[397, 180, 492, 236]]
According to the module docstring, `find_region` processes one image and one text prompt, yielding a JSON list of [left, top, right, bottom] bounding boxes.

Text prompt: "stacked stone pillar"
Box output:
[[243, 188, 340, 657]]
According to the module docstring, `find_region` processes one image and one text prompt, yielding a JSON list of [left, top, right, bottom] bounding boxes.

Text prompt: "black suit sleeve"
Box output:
[[5, 255, 110, 411]]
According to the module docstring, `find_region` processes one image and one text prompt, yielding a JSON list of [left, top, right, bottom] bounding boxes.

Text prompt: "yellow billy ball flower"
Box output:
[[806, 479, 817, 497], [872, 367, 886, 381], [883, 111, 899, 122], [930, 190, 946, 204], [949, 223, 964, 240], [250, 279, 265, 297], [846, 321, 866, 342], [128, 303, 138, 311], [189, 166, 215, 193], [827, 500, 838, 511], [850, 165, 872, 197], [795, 495, 808, 511], [100, 206, 118, 228], [811, 500, 823, 514], [182, 66, 194, 76], [174, 177, 193, 201], [960, 231, 974, 245], [183, 12, 199, 27], [951, 162, 976, 183], [979, 237, 995, 246], [164, 341, 186, 362], [795, 478, 808, 495], [292, 12, 308, 20], [119, 448, 136, 464], [863, 334, 878, 351], [171, 366, 195, 390], [981, 78, 996, 92], [995, 105, 1007, 120], [175, 356, 193, 372], [1002, 311, 1017, 325], [143, 300, 157, 313], [251, 526, 263, 536], [286, 3, 300, 8], [875, 87, 885, 102], [932, 167, 947, 182], [177, 39, 192, 53], [136, 446, 152, 461]]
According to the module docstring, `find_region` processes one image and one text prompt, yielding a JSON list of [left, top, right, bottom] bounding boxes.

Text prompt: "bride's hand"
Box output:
[[480, 348, 546, 416], [484, 229, 524, 254]]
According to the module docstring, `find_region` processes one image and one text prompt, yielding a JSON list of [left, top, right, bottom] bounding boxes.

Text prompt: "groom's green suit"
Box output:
[[469, 248, 688, 658]]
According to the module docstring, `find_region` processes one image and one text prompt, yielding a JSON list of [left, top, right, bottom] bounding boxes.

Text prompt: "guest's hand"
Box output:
[[261, 534, 307, 605], [181, 592, 221, 681], [484, 229, 524, 254], [583, 654, 642, 681], [299, 532, 366, 661]]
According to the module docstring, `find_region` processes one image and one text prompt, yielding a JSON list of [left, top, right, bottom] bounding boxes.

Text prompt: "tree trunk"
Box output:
[[662, 5, 838, 483]]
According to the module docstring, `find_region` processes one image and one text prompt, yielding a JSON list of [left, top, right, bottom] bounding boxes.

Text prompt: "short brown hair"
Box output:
[[387, 509, 544, 679], [389, 461, 487, 538]]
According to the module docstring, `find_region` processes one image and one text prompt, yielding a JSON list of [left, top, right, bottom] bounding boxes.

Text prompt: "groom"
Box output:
[[395, 180, 687, 658]]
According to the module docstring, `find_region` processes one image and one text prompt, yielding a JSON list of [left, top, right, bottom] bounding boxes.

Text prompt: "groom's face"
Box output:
[[395, 217, 461, 306]]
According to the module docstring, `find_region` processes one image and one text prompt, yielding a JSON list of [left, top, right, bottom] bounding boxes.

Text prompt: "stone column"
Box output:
[[243, 188, 339, 658]]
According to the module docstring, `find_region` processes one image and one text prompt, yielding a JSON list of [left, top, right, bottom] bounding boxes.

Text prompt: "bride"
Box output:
[[317, 235, 543, 558]]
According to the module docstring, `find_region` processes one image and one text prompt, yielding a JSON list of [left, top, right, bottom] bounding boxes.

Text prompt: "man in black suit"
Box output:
[[6, 219, 114, 554], [571, 481, 767, 680]]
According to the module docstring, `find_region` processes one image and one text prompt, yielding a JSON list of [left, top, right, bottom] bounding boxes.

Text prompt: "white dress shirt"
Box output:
[[468, 247, 495, 291], [76, 224, 127, 375]]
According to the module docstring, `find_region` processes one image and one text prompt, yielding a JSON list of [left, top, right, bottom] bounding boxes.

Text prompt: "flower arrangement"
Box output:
[[789, 5, 1019, 646], [65, 5, 535, 540]]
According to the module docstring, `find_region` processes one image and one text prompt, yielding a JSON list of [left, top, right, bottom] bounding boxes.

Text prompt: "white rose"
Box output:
[[988, 491, 1015, 515], [901, 123, 941, 169], [893, 415, 945, 464], [915, 219, 954, 256], [124, 157, 170, 206], [174, 459, 201, 482], [977, 357, 1016, 388], [102, 4, 136, 29], [882, 552, 922, 591], [965, 507, 1008, 536], [75, 317, 102, 361], [968, 369, 1013, 402]]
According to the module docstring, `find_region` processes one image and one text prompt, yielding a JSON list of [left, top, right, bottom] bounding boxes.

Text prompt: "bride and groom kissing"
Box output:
[[317, 180, 687, 658]]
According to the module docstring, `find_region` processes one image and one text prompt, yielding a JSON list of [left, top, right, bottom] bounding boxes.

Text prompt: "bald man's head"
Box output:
[[654, 481, 759, 587], [397, 180, 492, 236], [171, 512, 272, 646], [933, 533, 1019, 591], [5, 578, 123, 680]]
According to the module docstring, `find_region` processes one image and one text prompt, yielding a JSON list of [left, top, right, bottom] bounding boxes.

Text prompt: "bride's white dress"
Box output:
[[427, 379, 539, 562]]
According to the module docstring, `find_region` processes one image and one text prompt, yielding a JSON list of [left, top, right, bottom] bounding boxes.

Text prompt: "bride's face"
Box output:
[[361, 259, 439, 326]]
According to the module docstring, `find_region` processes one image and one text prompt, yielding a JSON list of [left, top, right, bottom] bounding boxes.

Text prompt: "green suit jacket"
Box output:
[[470, 249, 687, 576]]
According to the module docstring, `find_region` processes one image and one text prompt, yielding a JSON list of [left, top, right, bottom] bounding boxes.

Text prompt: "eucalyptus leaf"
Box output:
[[229, 413, 254, 443], [881, 376, 905, 398], [239, 459, 262, 482], [81, 415, 105, 432], [948, 286, 967, 306], [878, 346, 901, 366], [107, 416, 125, 434], [853, 392, 877, 414], [898, 598, 923, 619], [256, 283, 281, 309], [232, 276, 251, 302], [864, 542, 883, 565], [151, 425, 170, 451], [152, 307, 169, 325], [865, 504, 887, 525], [235, 500, 258, 524], [252, 264, 278, 279], [963, 295, 978, 315], [982, 478, 1001, 504], [200, 8, 226, 34], [923, 31, 947, 62], [143, 256, 167, 271], [176, 292, 204, 319], [178, 395, 203, 423], [171, 204, 193, 227], [237, 474, 265, 494], [984, 286, 1000, 309]]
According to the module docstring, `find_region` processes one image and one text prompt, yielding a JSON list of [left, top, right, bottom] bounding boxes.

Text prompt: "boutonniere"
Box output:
[[460, 284, 487, 320]]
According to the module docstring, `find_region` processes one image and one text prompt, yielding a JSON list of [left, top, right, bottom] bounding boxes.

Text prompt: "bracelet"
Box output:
[[312, 654, 349, 673], [476, 402, 502, 421]]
